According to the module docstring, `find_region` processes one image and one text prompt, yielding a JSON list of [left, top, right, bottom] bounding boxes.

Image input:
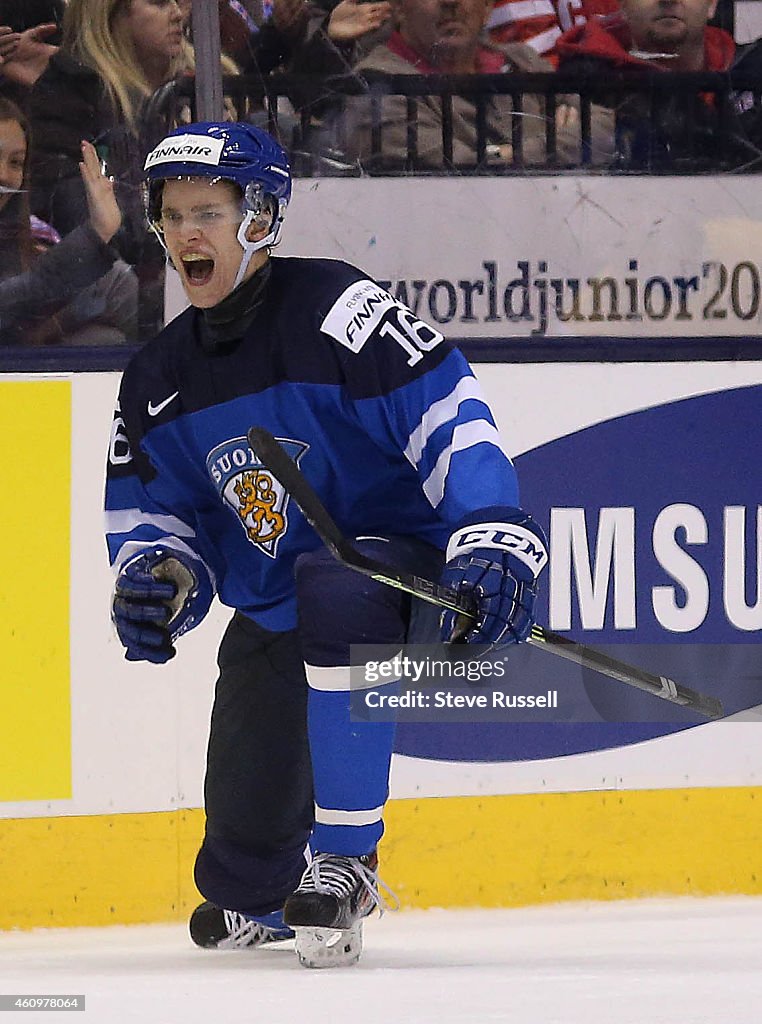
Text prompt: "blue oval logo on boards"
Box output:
[[394, 384, 762, 763]]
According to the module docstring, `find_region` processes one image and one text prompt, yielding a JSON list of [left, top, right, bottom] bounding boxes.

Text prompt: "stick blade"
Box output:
[[529, 626, 725, 720]]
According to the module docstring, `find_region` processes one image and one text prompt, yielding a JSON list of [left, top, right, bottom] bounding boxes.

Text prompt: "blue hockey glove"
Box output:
[[112, 547, 213, 664], [439, 508, 548, 647]]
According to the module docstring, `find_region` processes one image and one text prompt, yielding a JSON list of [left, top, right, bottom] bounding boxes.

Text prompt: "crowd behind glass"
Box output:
[[0, 0, 759, 348]]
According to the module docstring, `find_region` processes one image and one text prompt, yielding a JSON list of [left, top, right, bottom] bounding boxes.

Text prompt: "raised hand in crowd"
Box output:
[[79, 140, 122, 245], [0, 22, 58, 87], [0, 96, 135, 347], [0, 25, 20, 64], [326, 0, 391, 44]]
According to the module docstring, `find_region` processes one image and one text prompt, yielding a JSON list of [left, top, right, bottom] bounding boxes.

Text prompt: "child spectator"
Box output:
[[26, 0, 189, 337], [0, 97, 137, 346]]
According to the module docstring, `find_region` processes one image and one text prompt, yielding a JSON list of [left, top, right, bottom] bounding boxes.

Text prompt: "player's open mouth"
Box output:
[[181, 253, 216, 286]]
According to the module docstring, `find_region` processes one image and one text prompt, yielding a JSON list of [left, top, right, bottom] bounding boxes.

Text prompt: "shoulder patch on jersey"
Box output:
[[320, 279, 400, 353], [206, 435, 308, 558]]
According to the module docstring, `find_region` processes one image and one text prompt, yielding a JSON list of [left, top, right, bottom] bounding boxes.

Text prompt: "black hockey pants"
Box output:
[[193, 536, 443, 916]]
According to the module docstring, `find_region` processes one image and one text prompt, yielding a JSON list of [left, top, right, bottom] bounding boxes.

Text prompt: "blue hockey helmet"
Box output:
[[143, 122, 292, 282]]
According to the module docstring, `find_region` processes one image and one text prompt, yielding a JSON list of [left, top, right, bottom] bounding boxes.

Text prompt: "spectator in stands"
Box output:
[[177, 0, 389, 80], [25, 0, 190, 337], [178, 0, 391, 127], [282, 0, 394, 120], [336, 0, 611, 170], [556, 0, 762, 169], [296, 0, 393, 76], [0, 98, 136, 346], [178, 0, 310, 73]]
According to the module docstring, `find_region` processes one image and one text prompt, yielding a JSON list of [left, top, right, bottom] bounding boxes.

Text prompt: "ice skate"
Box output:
[[283, 852, 395, 968], [189, 902, 294, 950]]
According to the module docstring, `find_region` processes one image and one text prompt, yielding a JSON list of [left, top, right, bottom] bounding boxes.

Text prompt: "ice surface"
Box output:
[[2, 898, 761, 1023]]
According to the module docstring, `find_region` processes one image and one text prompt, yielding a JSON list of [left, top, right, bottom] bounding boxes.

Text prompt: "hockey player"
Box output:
[[105, 121, 548, 967]]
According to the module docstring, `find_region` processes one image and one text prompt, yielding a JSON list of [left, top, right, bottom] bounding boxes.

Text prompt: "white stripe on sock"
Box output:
[[314, 804, 385, 826], [305, 652, 403, 692]]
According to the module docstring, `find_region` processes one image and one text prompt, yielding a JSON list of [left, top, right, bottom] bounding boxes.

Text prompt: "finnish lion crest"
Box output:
[[233, 470, 284, 545], [206, 435, 308, 558]]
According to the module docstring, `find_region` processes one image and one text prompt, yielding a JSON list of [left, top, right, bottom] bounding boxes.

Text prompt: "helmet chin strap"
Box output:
[[233, 199, 287, 291], [233, 210, 259, 291]]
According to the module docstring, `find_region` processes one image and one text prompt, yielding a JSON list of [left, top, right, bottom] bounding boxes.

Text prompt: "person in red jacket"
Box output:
[[556, 0, 762, 169], [558, 0, 732, 71]]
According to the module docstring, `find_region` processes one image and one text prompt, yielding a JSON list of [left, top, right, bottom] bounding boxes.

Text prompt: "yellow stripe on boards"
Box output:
[[0, 381, 71, 801], [383, 787, 762, 907], [0, 810, 206, 929], [1, 788, 761, 929]]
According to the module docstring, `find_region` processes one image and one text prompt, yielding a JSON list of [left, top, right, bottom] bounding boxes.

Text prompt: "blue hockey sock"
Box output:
[[246, 908, 293, 937], [306, 679, 396, 855]]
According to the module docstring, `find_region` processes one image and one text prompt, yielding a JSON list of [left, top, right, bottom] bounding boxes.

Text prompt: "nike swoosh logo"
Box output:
[[147, 391, 179, 417]]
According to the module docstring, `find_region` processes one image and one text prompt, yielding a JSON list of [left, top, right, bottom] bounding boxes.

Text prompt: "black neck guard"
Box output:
[[199, 258, 272, 353]]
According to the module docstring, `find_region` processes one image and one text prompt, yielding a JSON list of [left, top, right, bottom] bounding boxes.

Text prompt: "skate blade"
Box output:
[[294, 922, 363, 968], [215, 929, 295, 951]]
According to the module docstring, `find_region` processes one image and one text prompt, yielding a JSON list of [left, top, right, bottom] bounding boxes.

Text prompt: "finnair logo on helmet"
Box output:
[[144, 134, 225, 170]]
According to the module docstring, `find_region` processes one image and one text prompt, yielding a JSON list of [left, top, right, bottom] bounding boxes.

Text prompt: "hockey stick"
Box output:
[[247, 426, 724, 721]]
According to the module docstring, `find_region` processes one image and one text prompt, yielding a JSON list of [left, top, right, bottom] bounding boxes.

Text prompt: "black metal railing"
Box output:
[[165, 69, 762, 176], [3, 66, 761, 368]]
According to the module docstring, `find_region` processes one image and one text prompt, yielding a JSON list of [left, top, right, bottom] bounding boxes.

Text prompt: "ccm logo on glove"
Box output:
[[446, 522, 548, 578], [440, 510, 548, 646]]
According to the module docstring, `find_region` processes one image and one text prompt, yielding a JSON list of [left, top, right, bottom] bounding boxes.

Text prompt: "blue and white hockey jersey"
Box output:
[[105, 256, 519, 632]]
